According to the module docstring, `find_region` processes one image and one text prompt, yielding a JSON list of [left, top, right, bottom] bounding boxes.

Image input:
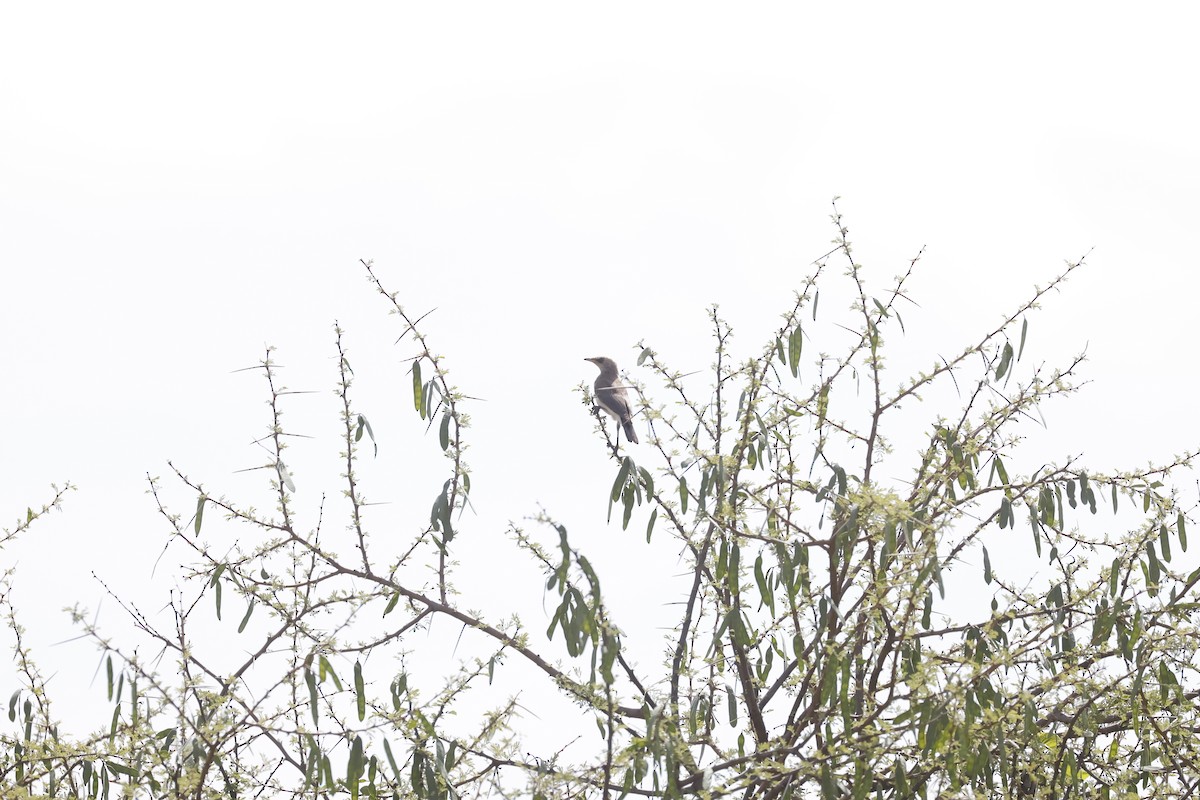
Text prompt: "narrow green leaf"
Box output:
[[272, 458, 295, 492], [622, 483, 635, 530], [637, 347, 651, 366], [237, 599, 255, 633], [348, 737, 364, 795], [410, 750, 424, 794], [437, 487, 454, 541], [194, 495, 205, 535], [1018, 317, 1029, 360], [1160, 524, 1172, 562], [306, 668, 319, 727], [382, 739, 400, 779], [439, 413, 451, 451], [816, 380, 830, 430], [382, 591, 400, 617], [894, 759, 909, 797], [318, 656, 343, 691], [422, 380, 434, 421], [982, 545, 992, 585], [788, 325, 802, 378], [612, 457, 632, 503], [753, 554, 769, 604], [412, 361, 423, 415], [357, 414, 378, 457], [679, 477, 688, 515], [354, 661, 366, 722], [1109, 558, 1119, 596], [1179, 513, 1188, 552], [646, 508, 657, 543], [994, 342, 1013, 381]]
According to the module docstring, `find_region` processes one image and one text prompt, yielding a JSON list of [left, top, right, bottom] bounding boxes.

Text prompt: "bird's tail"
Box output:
[[622, 418, 639, 444]]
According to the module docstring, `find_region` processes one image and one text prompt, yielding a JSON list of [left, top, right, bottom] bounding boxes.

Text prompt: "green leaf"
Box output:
[[1109, 558, 1120, 596], [237, 599, 255, 633], [382, 591, 400, 617], [354, 661, 366, 722], [637, 347, 652, 366], [679, 477, 688, 515], [994, 457, 1009, 486], [436, 485, 454, 541], [646, 508, 657, 543], [622, 483, 635, 530], [7, 690, 18, 722], [439, 413, 451, 452], [422, 380, 434, 421], [382, 739, 401, 780], [318, 655, 343, 691], [788, 325, 802, 378], [1018, 317, 1029, 360], [1179, 513, 1188, 552], [278, 460, 296, 492], [994, 342, 1013, 381], [357, 414, 378, 457], [305, 669, 319, 727], [894, 759, 910, 797], [816, 380, 830, 430], [1160, 524, 1172, 562], [611, 457, 633, 503], [194, 495, 205, 535], [754, 554, 769, 605], [412, 361, 423, 416], [348, 736, 364, 800], [982, 545, 992, 585]]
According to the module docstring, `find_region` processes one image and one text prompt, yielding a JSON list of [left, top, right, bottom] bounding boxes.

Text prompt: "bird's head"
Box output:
[[585, 356, 619, 377]]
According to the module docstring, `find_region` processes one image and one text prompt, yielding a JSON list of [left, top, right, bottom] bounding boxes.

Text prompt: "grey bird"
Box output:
[[585, 356, 638, 444]]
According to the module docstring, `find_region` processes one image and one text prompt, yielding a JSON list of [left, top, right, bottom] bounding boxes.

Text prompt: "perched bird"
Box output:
[[585, 356, 638, 444]]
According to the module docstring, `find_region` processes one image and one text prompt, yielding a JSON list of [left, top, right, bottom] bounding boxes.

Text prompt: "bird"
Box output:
[[585, 356, 638, 444]]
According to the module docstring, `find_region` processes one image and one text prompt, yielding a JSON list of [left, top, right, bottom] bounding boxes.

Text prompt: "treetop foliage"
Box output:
[[4, 210, 1200, 799]]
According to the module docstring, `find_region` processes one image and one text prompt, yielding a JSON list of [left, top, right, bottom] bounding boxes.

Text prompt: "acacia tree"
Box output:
[[5, 213, 1200, 799]]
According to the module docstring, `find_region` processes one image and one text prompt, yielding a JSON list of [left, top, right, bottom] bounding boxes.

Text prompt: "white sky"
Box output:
[[3, 3, 1200, 748]]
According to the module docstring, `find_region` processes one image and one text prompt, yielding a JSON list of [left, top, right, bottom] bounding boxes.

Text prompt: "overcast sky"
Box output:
[[3, 3, 1199, 740]]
